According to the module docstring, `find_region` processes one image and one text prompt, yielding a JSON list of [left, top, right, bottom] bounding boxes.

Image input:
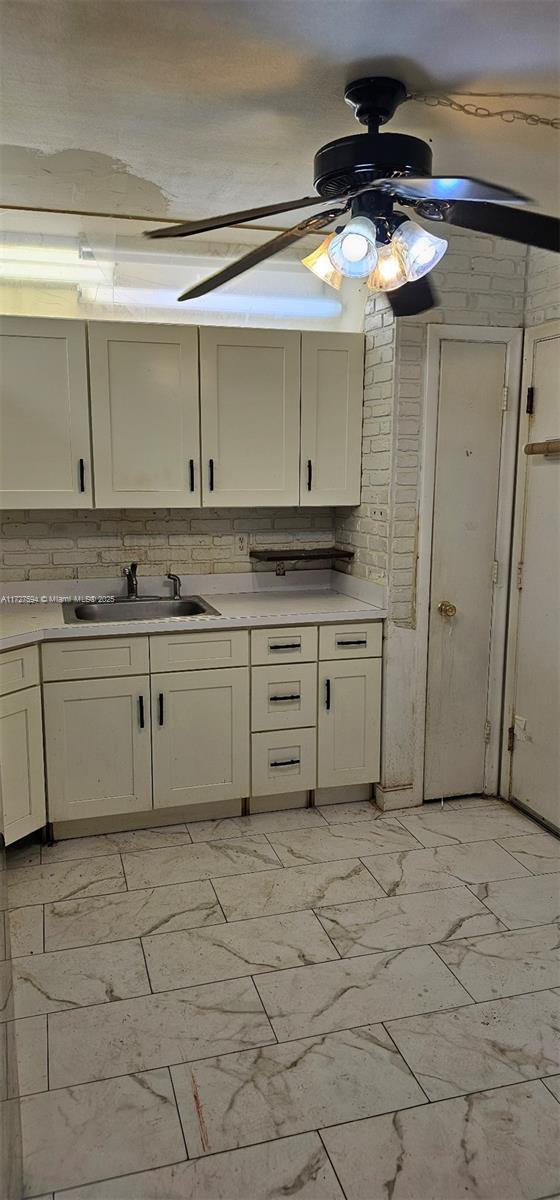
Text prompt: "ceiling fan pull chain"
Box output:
[[407, 92, 560, 129]]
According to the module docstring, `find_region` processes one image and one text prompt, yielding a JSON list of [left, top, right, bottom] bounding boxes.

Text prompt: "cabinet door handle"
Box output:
[[158, 693, 164, 726], [306, 459, 312, 491], [209, 459, 214, 491], [270, 642, 301, 651], [325, 678, 331, 710], [188, 459, 195, 492], [138, 695, 145, 729], [336, 639, 367, 647], [270, 758, 301, 768], [78, 458, 86, 493], [269, 693, 301, 702]]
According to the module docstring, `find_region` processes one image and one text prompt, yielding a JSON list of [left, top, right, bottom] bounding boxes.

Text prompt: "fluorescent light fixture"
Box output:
[[0, 261, 108, 284], [327, 216, 378, 278], [367, 243, 408, 292], [391, 219, 447, 281], [301, 234, 343, 290], [79, 286, 342, 318]]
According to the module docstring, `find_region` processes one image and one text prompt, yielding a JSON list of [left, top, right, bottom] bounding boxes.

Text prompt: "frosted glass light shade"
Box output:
[[367, 243, 408, 291], [327, 217, 378, 278], [391, 220, 447, 281], [301, 234, 343, 289]]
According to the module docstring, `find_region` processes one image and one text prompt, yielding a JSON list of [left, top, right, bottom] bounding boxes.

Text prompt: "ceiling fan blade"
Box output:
[[177, 207, 346, 301], [146, 195, 332, 240], [388, 276, 438, 318], [390, 177, 529, 205], [427, 201, 560, 253]]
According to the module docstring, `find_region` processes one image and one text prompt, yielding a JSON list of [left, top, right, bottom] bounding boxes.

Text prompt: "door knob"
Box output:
[[438, 600, 457, 617]]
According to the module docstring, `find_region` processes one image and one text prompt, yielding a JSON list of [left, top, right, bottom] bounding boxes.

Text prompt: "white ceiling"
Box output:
[[1, 0, 559, 226]]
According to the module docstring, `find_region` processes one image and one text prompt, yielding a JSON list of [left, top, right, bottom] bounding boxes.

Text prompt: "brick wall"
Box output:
[[336, 230, 528, 624], [524, 246, 560, 326], [0, 508, 335, 582]]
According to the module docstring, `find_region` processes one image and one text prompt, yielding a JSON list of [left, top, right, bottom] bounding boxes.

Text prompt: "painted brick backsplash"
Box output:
[[0, 508, 335, 581]]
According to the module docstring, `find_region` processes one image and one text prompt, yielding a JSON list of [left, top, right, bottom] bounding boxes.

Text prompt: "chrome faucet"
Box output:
[[166, 572, 182, 599], [123, 562, 139, 598]]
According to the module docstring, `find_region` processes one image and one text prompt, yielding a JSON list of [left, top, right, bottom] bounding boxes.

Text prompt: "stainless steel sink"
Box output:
[[62, 596, 220, 623]]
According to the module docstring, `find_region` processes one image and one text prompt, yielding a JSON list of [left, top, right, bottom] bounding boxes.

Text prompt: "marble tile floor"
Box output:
[[4, 796, 560, 1200]]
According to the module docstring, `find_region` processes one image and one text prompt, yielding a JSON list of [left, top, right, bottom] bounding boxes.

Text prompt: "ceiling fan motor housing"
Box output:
[[313, 132, 433, 200]]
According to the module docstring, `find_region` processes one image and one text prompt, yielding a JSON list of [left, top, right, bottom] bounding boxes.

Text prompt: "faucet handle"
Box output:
[[167, 572, 182, 599]]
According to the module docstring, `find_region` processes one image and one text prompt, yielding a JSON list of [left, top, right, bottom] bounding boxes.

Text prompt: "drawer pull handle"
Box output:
[[78, 458, 86, 493], [188, 459, 195, 492], [325, 678, 331, 710], [306, 459, 312, 491], [270, 643, 301, 651], [158, 693, 164, 726], [138, 695, 145, 729], [270, 758, 301, 768], [269, 693, 300, 702], [336, 639, 367, 647], [209, 459, 215, 491]]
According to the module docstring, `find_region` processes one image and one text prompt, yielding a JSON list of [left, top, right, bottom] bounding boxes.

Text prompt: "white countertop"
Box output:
[[0, 589, 385, 652]]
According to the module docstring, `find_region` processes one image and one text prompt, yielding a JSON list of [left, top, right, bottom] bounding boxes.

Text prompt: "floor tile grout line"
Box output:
[[380, 1021, 432, 1104], [316, 1128, 350, 1200], [8, 922, 560, 1017], [165, 1063, 191, 1163], [30, 988, 560, 1096], [495, 837, 559, 877]]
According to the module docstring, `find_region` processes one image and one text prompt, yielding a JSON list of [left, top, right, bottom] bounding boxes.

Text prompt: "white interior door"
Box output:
[[504, 322, 560, 830], [300, 332, 364, 505], [424, 329, 521, 800], [89, 322, 200, 507], [199, 327, 300, 506], [0, 316, 92, 508]]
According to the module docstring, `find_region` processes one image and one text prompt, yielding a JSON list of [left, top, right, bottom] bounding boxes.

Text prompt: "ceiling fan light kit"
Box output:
[[146, 75, 559, 316]]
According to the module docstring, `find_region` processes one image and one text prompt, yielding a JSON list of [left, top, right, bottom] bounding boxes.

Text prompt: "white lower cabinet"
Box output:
[[151, 668, 249, 809], [0, 685, 46, 846], [44, 676, 152, 822], [318, 657, 382, 788], [252, 728, 316, 797]]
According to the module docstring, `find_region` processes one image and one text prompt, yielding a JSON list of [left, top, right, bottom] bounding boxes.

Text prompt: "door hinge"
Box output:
[[501, 386, 509, 412], [491, 560, 499, 584], [516, 561, 523, 589], [526, 385, 535, 415], [484, 719, 492, 743], [507, 725, 515, 752]]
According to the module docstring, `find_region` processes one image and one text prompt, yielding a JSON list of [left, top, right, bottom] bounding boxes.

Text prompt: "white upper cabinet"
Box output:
[[300, 332, 364, 506], [199, 327, 300, 507], [0, 317, 92, 508], [88, 322, 201, 508]]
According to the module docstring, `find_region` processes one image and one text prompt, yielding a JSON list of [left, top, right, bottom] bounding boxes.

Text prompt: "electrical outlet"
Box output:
[[236, 534, 248, 555]]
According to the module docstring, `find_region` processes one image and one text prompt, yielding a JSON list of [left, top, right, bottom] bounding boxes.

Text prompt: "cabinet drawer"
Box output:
[[252, 662, 317, 732], [251, 626, 317, 665], [252, 728, 316, 797], [42, 636, 149, 681], [0, 644, 40, 696], [319, 622, 382, 660], [150, 629, 248, 672]]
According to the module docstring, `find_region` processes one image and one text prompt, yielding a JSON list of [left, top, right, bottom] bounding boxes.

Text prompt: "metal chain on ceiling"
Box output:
[[407, 91, 560, 129]]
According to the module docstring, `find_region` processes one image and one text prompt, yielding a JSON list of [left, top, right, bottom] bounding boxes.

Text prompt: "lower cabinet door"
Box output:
[[318, 658, 381, 788], [252, 728, 316, 797], [151, 668, 249, 808], [44, 676, 152, 821], [0, 685, 46, 845]]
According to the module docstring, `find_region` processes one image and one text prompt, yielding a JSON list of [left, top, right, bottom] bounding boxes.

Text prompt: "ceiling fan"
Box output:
[[145, 76, 560, 317]]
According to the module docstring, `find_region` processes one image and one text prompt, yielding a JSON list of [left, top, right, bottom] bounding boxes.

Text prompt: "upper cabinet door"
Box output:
[[88, 322, 200, 508], [199, 327, 300, 507], [300, 332, 364, 506], [0, 317, 92, 509]]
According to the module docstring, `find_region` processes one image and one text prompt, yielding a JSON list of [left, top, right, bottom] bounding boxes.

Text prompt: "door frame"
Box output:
[[414, 324, 523, 801], [501, 319, 560, 804]]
